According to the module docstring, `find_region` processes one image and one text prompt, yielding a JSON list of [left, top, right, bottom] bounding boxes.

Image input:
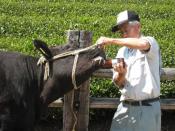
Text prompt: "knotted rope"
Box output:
[[37, 44, 98, 84]]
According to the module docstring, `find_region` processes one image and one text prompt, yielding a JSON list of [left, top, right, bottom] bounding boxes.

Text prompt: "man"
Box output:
[[96, 10, 161, 131]]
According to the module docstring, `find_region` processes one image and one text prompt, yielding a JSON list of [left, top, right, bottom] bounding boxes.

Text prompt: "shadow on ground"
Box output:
[[35, 109, 175, 131]]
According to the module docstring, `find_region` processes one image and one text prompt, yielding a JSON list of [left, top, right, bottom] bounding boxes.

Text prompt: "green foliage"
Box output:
[[90, 77, 120, 97], [0, 0, 174, 98]]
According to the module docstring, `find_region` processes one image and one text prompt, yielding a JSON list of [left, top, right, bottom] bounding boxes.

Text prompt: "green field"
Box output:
[[0, 0, 175, 98]]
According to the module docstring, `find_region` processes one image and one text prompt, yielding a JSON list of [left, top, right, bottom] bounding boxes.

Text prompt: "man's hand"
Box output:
[[113, 61, 127, 76], [96, 36, 111, 48], [113, 61, 127, 88]]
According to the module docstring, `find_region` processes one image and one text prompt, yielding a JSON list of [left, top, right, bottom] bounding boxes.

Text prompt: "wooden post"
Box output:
[[75, 31, 91, 131], [63, 30, 80, 131], [63, 30, 91, 131]]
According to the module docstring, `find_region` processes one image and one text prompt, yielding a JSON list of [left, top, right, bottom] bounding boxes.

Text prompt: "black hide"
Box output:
[[0, 40, 106, 131]]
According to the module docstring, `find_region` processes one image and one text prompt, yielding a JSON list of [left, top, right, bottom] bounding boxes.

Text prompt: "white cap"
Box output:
[[112, 10, 140, 32]]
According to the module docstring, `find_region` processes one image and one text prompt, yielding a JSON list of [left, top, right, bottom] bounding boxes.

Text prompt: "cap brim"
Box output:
[[111, 20, 129, 32], [111, 25, 119, 32]]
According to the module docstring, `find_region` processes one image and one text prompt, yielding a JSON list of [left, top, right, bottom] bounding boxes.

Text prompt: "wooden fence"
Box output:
[[49, 30, 175, 131]]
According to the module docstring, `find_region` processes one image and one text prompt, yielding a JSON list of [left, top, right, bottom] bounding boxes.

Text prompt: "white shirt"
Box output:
[[113, 36, 161, 101]]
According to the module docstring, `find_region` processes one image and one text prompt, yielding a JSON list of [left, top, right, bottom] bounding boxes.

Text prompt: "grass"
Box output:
[[0, 0, 175, 97]]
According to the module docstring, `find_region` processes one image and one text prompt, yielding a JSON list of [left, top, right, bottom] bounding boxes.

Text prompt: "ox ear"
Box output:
[[33, 39, 53, 59]]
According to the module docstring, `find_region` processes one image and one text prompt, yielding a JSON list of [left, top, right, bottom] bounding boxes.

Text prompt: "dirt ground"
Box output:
[[35, 110, 175, 131]]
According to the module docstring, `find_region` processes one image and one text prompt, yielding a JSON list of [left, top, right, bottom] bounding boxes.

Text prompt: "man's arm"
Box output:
[[97, 37, 150, 51]]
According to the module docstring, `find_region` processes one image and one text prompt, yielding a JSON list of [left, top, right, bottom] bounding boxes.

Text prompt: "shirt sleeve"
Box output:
[[141, 36, 159, 58], [115, 47, 125, 58]]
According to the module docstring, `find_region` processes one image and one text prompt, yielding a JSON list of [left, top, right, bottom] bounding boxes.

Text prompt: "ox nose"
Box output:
[[92, 56, 105, 65]]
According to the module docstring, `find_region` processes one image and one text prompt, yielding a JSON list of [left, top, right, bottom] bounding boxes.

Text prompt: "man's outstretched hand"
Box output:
[[96, 36, 111, 49]]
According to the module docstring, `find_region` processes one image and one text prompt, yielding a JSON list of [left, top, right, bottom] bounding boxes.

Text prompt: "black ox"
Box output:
[[0, 40, 106, 131]]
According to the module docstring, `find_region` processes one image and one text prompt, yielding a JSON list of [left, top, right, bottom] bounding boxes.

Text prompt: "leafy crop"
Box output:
[[0, 0, 174, 98]]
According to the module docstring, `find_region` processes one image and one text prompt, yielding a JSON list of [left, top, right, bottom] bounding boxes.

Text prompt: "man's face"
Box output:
[[118, 22, 140, 38]]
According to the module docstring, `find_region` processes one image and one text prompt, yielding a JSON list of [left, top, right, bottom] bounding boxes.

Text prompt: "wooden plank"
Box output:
[[161, 99, 175, 110], [50, 98, 175, 110], [93, 68, 175, 80], [89, 97, 119, 109], [49, 98, 63, 107], [93, 69, 112, 78], [161, 68, 175, 80]]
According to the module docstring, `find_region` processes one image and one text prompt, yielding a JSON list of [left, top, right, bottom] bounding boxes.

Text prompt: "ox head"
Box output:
[[33, 39, 106, 104]]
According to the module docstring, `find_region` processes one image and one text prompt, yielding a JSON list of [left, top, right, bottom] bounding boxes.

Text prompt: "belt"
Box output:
[[122, 97, 160, 106]]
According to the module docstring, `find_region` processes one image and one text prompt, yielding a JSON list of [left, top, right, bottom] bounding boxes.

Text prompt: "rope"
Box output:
[[37, 56, 50, 81], [37, 44, 99, 131], [71, 54, 79, 131], [71, 90, 78, 131], [51, 44, 97, 61], [72, 54, 79, 90], [37, 44, 99, 84]]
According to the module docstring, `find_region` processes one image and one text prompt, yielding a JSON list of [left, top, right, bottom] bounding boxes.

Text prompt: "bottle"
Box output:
[[102, 58, 125, 69]]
